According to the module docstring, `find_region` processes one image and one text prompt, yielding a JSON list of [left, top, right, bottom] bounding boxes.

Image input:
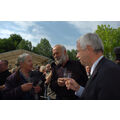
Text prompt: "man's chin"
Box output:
[[55, 60, 62, 66], [80, 61, 86, 66], [55, 62, 60, 65]]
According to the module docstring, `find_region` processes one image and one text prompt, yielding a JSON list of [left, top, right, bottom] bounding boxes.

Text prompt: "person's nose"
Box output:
[[54, 54, 58, 59], [76, 53, 79, 58]]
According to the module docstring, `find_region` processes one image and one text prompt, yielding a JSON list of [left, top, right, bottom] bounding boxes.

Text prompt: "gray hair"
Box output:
[[77, 33, 104, 53], [40, 65, 46, 73], [61, 45, 66, 53], [17, 53, 30, 66], [54, 44, 66, 53]]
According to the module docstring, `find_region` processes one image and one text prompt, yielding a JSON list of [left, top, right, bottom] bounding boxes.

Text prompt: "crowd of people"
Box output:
[[0, 32, 120, 100]]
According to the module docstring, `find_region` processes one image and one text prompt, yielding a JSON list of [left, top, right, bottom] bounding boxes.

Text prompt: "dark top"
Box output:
[[116, 62, 120, 66], [81, 57, 120, 100], [29, 70, 46, 99], [0, 70, 11, 99], [2, 70, 35, 100], [50, 60, 88, 100], [0, 70, 11, 85]]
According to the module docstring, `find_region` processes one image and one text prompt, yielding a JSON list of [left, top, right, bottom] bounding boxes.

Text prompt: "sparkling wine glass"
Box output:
[[63, 68, 72, 78]]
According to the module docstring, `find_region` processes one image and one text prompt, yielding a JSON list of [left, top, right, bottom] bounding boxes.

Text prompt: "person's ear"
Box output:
[[19, 62, 23, 67], [86, 45, 93, 53], [64, 50, 67, 55]]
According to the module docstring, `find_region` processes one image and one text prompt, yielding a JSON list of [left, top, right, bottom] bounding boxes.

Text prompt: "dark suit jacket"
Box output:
[[81, 57, 120, 100]]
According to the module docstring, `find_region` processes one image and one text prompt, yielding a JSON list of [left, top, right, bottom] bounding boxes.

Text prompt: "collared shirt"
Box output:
[[75, 55, 104, 97], [19, 71, 31, 83], [90, 55, 104, 76]]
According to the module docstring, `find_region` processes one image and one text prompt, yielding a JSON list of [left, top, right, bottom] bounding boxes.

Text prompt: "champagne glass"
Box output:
[[63, 68, 72, 78]]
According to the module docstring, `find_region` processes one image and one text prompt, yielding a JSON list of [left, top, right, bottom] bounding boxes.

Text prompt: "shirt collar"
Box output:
[[90, 56, 104, 75], [19, 70, 31, 82]]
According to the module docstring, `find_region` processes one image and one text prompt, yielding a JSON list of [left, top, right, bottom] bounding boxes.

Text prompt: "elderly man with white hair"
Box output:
[[3, 53, 41, 100], [65, 33, 120, 100]]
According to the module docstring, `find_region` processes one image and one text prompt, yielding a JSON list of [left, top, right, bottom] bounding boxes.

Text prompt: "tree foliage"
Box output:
[[17, 39, 32, 51], [67, 49, 78, 60], [32, 38, 52, 58], [9, 34, 23, 49], [95, 24, 120, 60], [0, 34, 23, 53]]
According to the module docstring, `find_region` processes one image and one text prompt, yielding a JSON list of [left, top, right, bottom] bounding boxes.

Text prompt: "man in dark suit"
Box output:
[[65, 33, 120, 100]]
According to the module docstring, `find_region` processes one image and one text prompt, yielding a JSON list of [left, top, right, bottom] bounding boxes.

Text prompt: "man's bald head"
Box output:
[[53, 44, 66, 53]]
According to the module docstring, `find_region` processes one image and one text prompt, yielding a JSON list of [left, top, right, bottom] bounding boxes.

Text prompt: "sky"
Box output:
[[0, 21, 120, 50]]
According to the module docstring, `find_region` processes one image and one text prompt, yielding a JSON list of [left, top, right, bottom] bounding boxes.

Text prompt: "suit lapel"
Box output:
[[90, 57, 105, 80], [81, 57, 106, 99]]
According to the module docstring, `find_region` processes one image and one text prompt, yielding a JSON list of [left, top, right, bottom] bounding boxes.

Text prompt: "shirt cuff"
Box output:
[[75, 86, 85, 97]]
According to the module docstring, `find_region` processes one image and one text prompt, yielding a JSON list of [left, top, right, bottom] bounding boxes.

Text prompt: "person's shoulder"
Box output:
[[6, 70, 11, 76], [98, 58, 120, 76], [103, 58, 120, 70], [7, 70, 20, 83], [51, 62, 56, 68], [96, 58, 120, 86], [7, 72, 16, 80], [69, 60, 84, 67], [68, 59, 80, 64]]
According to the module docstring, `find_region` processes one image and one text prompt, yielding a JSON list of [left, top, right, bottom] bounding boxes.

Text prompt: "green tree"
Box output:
[[0, 34, 23, 53], [95, 24, 120, 60], [67, 49, 78, 60], [33, 38, 52, 58], [0, 38, 16, 53], [17, 39, 32, 51], [8, 34, 23, 49]]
